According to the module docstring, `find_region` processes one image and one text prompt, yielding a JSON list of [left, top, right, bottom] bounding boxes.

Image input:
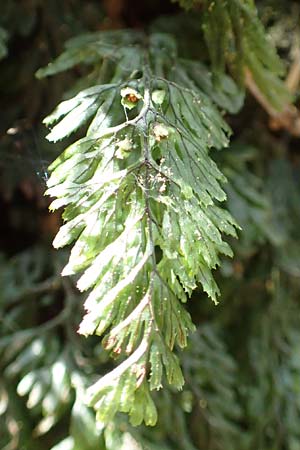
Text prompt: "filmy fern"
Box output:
[[174, 0, 291, 109], [38, 29, 240, 425]]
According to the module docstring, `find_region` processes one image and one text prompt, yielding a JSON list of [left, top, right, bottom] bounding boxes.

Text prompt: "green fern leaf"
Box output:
[[174, 0, 291, 109], [39, 30, 239, 425]]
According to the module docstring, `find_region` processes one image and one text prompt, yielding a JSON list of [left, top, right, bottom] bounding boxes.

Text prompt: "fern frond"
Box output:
[[174, 0, 291, 110], [38, 30, 239, 425], [182, 325, 243, 448]]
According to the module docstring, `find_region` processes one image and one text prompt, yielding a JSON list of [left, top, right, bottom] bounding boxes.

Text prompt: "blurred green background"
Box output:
[[1, 1, 300, 449]]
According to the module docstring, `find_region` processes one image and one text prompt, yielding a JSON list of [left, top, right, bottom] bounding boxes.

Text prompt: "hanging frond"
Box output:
[[174, 0, 291, 110], [38, 30, 239, 425]]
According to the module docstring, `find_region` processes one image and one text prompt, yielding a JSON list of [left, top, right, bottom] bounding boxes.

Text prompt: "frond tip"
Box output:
[[40, 30, 239, 425]]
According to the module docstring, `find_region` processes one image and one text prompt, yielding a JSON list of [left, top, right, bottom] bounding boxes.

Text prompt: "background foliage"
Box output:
[[1, 0, 300, 449]]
